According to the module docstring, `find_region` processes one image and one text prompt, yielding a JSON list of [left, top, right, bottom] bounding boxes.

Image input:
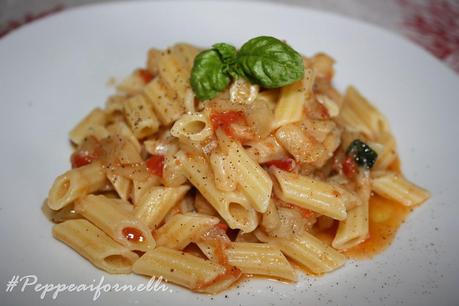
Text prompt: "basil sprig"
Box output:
[[190, 36, 304, 101]]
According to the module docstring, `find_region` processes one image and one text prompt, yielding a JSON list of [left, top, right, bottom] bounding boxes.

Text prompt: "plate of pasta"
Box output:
[[1, 1, 458, 306]]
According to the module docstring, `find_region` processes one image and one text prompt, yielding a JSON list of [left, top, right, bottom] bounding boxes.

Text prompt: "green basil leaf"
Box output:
[[212, 43, 237, 63], [346, 139, 378, 169], [236, 36, 304, 88], [190, 49, 231, 101]]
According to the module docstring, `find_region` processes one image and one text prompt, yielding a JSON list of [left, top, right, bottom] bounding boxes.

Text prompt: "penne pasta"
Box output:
[[176, 150, 258, 232], [123, 95, 159, 139], [198, 241, 296, 281], [272, 69, 314, 129], [74, 194, 156, 252], [53, 219, 139, 274], [132, 246, 240, 293], [271, 168, 347, 220], [371, 171, 430, 206], [47, 162, 107, 210], [219, 133, 272, 213], [170, 112, 213, 142], [134, 185, 190, 229], [256, 230, 345, 274], [144, 77, 185, 125], [338, 86, 390, 140], [69, 108, 109, 145], [155, 213, 220, 249]]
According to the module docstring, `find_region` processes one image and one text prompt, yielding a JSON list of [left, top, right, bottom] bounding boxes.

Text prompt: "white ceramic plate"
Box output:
[[1, 1, 458, 305]]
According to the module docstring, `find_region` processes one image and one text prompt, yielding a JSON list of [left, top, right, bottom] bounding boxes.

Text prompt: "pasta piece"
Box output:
[[245, 135, 289, 164], [146, 48, 161, 75], [162, 154, 188, 187], [177, 194, 195, 214], [44, 203, 81, 223], [272, 69, 314, 129], [144, 77, 185, 125], [271, 168, 347, 220], [176, 151, 258, 232], [157, 50, 190, 104], [275, 123, 326, 164], [170, 43, 200, 71], [133, 185, 190, 229], [333, 170, 372, 249], [235, 232, 260, 243], [69, 108, 109, 145], [107, 121, 141, 153], [221, 134, 272, 213], [372, 133, 397, 171], [47, 162, 107, 210], [106, 173, 131, 201], [131, 176, 161, 204], [209, 150, 237, 192], [338, 86, 390, 140], [194, 193, 218, 216], [123, 95, 159, 139], [53, 219, 139, 274], [267, 206, 314, 238], [256, 230, 345, 274], [74, 194, 155, 252], [371, 171, 430, 206], [229, 78, 259, 105], [332, 201, 369, 250], [198, 242, 296, 281], [105, 95, 127, 116], [132, 247, 240, 293], [310, 52, 335, 82], [316, 94, 339, 117], [117, 70, 149, 95], [261, 200, 281, 232], [170, 113, 212, 142], [155, 213, 220, 249]]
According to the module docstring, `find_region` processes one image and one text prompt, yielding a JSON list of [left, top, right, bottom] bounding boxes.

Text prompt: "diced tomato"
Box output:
[[342, 155, 358, 178], [146, 154, 165, 177], [70, 136, 102, 168], [71, 152, 96, 168], [210, 111, 247, 139], [215, 223, 228, 231], [137, 68, 154, 83], [264, 158, 296, 172], [122, 227, 145, 243]]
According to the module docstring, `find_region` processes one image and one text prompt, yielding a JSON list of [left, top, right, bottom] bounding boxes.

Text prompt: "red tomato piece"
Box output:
[[138, 68, 154, 83], [146, 154, 165, 177], [71, 152, 95, 168], [264, 158, 296, 172], [210, 111, 247, 139], [343, 155, 358, 178], [215, 223, 228, 231]]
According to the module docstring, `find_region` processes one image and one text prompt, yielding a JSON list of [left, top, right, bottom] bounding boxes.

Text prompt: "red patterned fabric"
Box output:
[[0, 5, 64, 38], [398, 0, 459, 73]]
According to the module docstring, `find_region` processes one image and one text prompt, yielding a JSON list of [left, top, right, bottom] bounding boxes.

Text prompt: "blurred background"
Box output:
[[1, 0, 458, 73]]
